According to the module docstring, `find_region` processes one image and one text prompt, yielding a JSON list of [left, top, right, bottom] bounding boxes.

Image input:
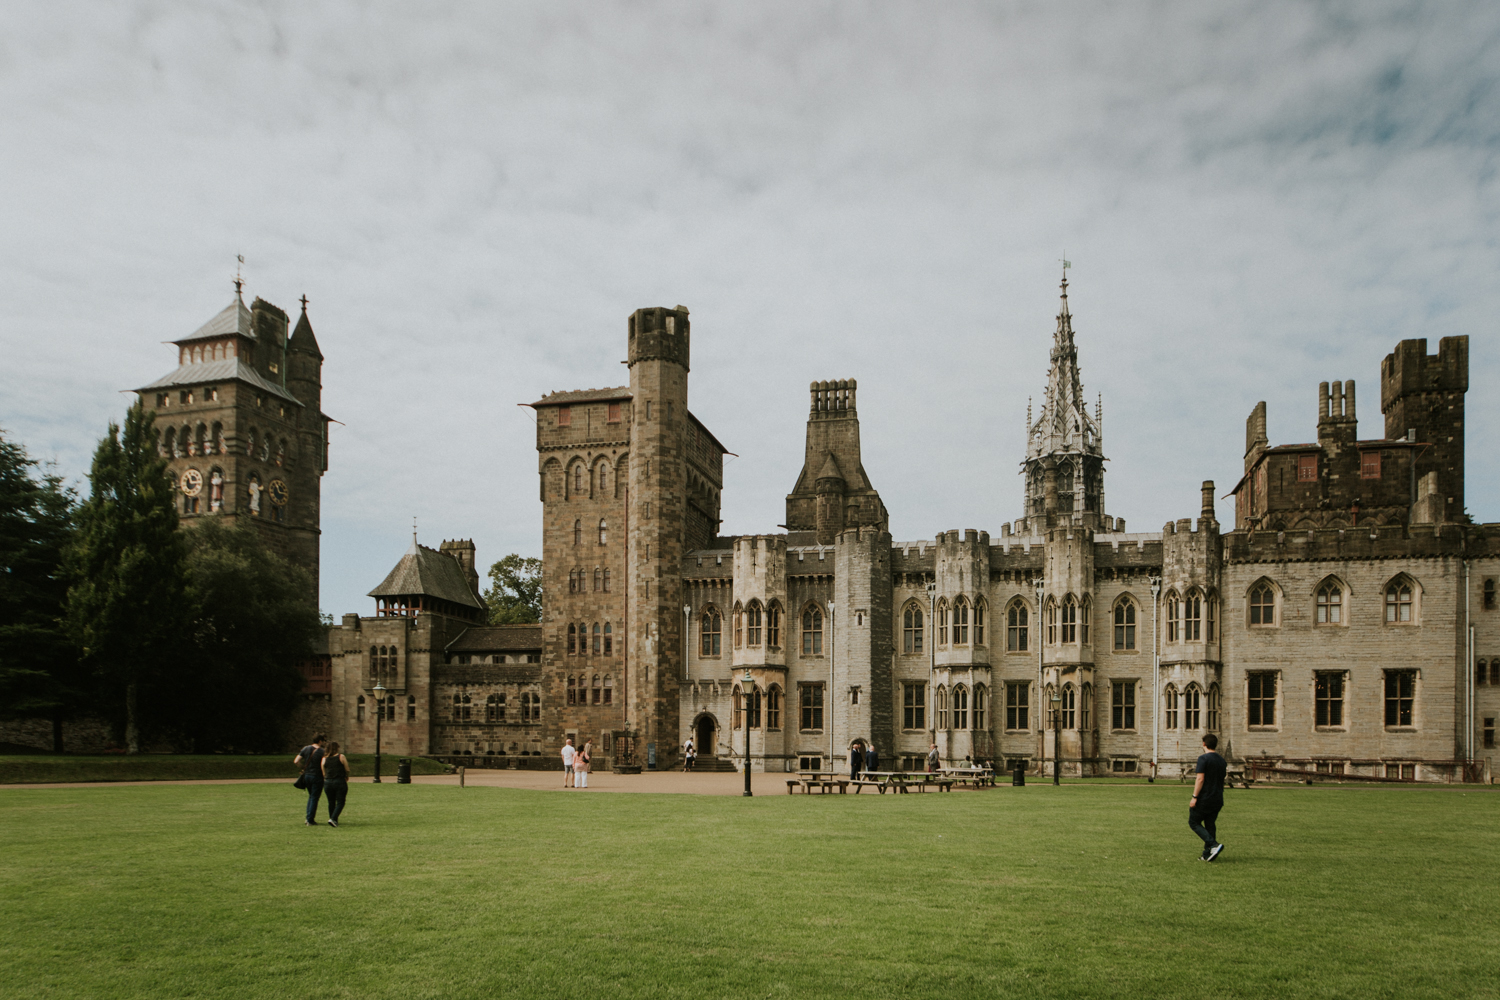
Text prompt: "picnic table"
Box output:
[[785, 773, 851, 794], [937, 766, 996, 788], [857, 771, 955, 793]]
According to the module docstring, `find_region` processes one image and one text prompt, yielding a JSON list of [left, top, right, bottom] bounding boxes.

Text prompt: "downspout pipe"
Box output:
[[1150, 575, 1162, 781]]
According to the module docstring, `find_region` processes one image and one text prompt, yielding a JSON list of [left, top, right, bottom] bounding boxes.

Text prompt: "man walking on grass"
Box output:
[[293, 734, 326, 827], [561, 736, 576, 788], [1189, 733, 1227, 861]]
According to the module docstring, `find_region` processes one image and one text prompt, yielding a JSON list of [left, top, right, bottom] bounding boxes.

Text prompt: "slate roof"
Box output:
[[368, 539, 485, 609], [529, 386, 633, 407], [135, 358, 302, 405], [176, 298, 254, 344], [445, 624, 544, 653]]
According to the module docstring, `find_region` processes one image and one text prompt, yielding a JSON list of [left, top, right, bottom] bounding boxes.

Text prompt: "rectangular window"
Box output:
[[903, 683, 926, 729], [607, 402, 621, 423], [798, 755, 822, 771], [156, 393, 169, 407], [1484, 717, 1495, 749], [1361, 451, 1382, 479], [1006, 682, 1029, 730], [800, 684, 824, 731], [1248, 672, 1277, 727], [1297, 454, 1317, 481], [1315, 672, 1344, 727], [1184, 594, 1201, 641], [1111, 682, 1135, 730], [1384, 670, 1415, 727], [557, 406, 571, 426]]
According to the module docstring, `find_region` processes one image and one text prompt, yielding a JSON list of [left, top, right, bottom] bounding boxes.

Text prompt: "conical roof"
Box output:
[[289, 300, 323, 359], [368, 538, 484, 609]]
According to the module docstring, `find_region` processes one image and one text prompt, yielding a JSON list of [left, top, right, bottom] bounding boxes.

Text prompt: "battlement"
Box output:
[[627, 305, 691, 371], [1224, 523, 1468, 564], [1381, 337, 1468, 409]]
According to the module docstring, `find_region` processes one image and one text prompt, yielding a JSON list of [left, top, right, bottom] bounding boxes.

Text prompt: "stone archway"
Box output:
[[694, 714, 718, 758]]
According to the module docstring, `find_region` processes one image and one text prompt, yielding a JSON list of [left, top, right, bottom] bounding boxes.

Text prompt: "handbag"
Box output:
[[294, 771, 309, 790]]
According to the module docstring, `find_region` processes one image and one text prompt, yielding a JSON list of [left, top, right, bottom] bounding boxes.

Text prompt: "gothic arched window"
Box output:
[[953, 598, 970, 645], [701, 607, 722, 656], [574, 519, 581, 545], [603, 622, 613, 656], [903, 604, 924, 654], [1061, 596, 1078, 644], [1184, 590, 1202, 641], [567, 623, 577, 655], [767, 601, 782, 649], [746, 601, 763, 646], [1316, 581, 1344, 625], [598, 518, 607, 545], [1113, 598, 1136, 650], [1385, 576, 1416, 624], [1007, 600, 1029, 651], [802, 605, 824, 655]]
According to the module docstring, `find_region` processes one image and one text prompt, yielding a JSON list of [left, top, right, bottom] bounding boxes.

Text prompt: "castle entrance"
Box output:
[[695, 715, 717, 758]]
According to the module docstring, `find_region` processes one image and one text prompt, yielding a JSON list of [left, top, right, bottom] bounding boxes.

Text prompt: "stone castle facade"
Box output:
[[316, 278, 1498, 781]]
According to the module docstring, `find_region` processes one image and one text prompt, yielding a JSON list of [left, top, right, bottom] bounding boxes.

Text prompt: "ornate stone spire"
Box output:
[[1022, 271, 1106, 525]]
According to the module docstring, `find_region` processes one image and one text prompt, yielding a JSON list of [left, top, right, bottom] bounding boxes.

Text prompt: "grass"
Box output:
[[1, 782, 1497, 999], [0, 753, 449, 784]]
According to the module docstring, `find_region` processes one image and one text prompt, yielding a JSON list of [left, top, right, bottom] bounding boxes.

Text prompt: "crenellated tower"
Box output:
[[785, 379, 889, 545]]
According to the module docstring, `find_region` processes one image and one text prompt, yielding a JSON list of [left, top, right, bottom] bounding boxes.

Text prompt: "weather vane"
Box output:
[[234, 255, 245, 296]]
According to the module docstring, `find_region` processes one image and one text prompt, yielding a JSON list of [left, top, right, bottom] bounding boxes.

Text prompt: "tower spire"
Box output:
[[1022, 267, 1106, 527], [233, 255, 245, 299]]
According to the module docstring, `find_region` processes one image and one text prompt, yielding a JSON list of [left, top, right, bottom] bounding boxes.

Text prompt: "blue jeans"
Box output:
[[304, 778, 325, 823], [324, 780, 347, 822]]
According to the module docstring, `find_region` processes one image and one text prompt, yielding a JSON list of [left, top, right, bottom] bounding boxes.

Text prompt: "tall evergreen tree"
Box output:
[[176, 519, 321, 752], [64, 404, 190, 753], [0, 430, 78, 750], [484, 554, 542, 624]]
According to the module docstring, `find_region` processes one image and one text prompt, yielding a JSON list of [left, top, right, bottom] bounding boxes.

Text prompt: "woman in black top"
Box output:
[[321, 741, 350, 827]]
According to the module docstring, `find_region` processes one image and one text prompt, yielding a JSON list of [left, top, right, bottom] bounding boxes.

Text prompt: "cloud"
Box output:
[[3, 1, 1498, 614]]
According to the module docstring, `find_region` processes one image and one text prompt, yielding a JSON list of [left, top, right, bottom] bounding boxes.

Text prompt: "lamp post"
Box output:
[[1149, 574, 1161, 782], [740, 668, 755, 797], [1051, 689, 1062, 786], [372, 682, 385, 783], [1034, 577, 1044, 778]]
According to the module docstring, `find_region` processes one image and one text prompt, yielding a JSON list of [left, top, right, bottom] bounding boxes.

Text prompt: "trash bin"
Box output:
[[1012, 764, 1026, 787], [396, 758, 411, 784]]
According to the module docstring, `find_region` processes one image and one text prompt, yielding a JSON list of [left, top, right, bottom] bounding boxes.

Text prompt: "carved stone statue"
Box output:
[[248, 479, 261, 515], [209, 471, 223, 512]]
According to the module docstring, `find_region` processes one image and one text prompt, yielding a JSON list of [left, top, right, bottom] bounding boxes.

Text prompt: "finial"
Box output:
[[413, 515, 418, 544], [299, 294, 309, 314], [1060, 253, 1070, 290], [234, 255, 245, 298]]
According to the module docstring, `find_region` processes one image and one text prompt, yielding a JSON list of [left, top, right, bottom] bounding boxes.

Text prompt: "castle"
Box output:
[[205, 276, 1499, 780]]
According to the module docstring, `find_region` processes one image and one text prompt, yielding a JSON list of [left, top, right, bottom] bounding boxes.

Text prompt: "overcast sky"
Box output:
[[3, 2, 1498, 616]]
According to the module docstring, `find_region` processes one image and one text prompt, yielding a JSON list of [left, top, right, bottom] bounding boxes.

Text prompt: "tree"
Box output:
[[174, 519, 322, 753], [64, 404, 190, 753], [0, 429, 78, 749], [483, 554, 542, 624]]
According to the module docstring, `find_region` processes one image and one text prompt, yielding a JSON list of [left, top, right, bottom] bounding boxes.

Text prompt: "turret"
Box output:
[[1381, 337, 1469, 521], [786, 379, 887, 542]]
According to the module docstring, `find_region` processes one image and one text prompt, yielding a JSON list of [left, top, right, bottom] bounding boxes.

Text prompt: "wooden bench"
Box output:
[[785, 777, 850, 794]]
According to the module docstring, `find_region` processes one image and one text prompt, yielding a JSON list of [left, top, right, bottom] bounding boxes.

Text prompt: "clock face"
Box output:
[[180, 469, 203, 496], [268, 479, 289, 506]]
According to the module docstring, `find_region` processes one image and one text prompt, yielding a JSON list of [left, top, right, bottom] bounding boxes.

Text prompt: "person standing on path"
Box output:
[[320, 741, 350, 827], [561, 737, 576, 788], [864, 742, 878, 775], [293, 734, 326, 826], [576, 740, 592, 788], [850, 741, 863, 781], [1189, 733, 1228, 861], [683, 739, 695, 772], [926, 743, 940, 773]]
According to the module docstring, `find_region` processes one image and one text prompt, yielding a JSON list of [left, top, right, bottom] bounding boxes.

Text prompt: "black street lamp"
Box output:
[[1051, 689, 1062, 786], [373, 682, 385, 783], [741, 668, 755, 797]]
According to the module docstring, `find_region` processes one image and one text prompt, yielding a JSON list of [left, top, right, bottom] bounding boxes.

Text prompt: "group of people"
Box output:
[[293, 733, 350, 827], [847, 741, 881, 779], [560, 736, 593, 788]]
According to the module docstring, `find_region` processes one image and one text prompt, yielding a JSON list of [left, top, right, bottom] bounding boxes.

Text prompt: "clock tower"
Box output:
[[134, 285, 329, 603]]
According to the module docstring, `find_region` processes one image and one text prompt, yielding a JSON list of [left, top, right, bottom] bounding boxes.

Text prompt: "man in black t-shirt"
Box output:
[[293, 734, 326, 827], [1189, 733, 1227, 862]]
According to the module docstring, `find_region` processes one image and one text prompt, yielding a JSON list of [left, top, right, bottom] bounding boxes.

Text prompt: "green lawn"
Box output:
[[0, 753, 449, 784], [1, 782, 1497, 999]]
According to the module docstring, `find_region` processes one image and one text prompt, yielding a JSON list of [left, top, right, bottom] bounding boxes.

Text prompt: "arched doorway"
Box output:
[[695, 715, 717, 758]]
